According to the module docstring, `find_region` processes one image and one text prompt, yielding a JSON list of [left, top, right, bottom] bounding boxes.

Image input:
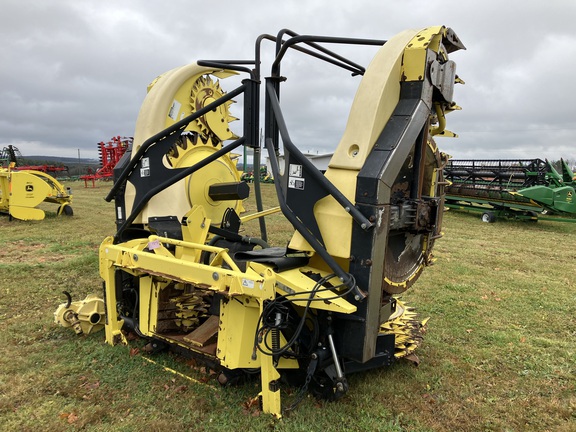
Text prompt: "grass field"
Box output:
[[0, 181, 574, 431]]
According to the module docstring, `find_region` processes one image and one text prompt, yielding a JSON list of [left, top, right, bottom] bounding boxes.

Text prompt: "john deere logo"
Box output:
[[26, 185, 34, 192]]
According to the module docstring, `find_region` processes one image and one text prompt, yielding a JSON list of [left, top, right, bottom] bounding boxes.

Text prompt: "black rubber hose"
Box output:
[[62, 291, 72, 309]]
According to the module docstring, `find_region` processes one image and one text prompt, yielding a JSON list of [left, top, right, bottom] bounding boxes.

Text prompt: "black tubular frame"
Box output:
[[109, 29, 387, 280], [106, 83, 247, 203]]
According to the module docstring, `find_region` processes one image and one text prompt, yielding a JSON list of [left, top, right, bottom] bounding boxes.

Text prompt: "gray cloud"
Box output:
[[1, 0, 575, 162]]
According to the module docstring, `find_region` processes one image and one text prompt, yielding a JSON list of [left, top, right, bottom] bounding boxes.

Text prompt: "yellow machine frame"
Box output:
[[0, 163, 73, 220], [55, 26, 464, 418], [100, 204, 357, 414]]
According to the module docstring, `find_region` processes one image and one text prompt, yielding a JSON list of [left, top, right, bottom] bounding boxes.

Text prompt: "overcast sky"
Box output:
[[1, 0, 575, 162]]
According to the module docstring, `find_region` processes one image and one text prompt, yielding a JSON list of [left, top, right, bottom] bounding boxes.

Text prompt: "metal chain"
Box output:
[[284, 356, 316, 413]]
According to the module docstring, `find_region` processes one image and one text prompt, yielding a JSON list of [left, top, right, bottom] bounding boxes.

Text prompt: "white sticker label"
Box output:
[[148, 239, 161, 250], [289, 164, 302, 177], [241, 279, 255, 289], [288, 177, 305, 190], [168, 100, 181, 120], [140, 157, 150, 177], [117, 206, 123, 220]]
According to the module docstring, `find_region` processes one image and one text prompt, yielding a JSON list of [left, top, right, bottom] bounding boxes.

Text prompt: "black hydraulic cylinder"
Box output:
[[208, 181, 250, 201]]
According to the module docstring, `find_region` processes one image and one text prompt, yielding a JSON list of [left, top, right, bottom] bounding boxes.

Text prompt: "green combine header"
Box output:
[[444, 158, 576, 222]]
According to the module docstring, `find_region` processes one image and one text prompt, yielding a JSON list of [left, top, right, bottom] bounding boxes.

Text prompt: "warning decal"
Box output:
[[289, 164, 302, 177], [288, 177, 305, 190], [140, 157, 150, 177], [168, 100, 181, 120]]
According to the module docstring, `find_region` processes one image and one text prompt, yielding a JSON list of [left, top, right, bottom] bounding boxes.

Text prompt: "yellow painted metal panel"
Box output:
[[138, 276, 154, 336], [125, 64, 241, 226], [217, 296, 261, 369], [328, 29, 418, 171], [8, 206, 45, 221], [0, 167, 72, 220], [289, 168, 357, 257], [10, 171, 51, 208], [401, 26, 445, 82], [273, 267, 357, 314]]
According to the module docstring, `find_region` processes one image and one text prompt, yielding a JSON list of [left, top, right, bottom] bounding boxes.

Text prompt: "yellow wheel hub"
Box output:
[[167, 139, 244, 222]]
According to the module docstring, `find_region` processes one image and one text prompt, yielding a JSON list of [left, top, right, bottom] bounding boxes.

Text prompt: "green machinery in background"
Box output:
[[444, 158, 576, 222]]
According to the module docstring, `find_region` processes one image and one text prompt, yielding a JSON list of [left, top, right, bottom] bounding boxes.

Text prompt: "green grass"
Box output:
[[0, 182, 575, 431]]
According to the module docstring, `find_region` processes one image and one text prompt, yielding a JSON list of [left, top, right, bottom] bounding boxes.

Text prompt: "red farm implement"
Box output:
[[81, 136, 132, 187], [0, 145, 69, 176]]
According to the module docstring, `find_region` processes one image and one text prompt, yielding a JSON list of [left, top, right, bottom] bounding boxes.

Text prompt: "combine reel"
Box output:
[[56, 26, 465, 417]]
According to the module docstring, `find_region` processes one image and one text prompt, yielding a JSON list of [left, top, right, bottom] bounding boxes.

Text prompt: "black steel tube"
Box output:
[[265, 80, 373, 230], [265, 138, 353, 288], [254, 34, 277, 80], [196, 60, 256, 80], [114, 138, 246, 241], [106, 83, 247, 202], [240, 77, 267, 240], [271, 33, 386, 77], [252, 145, 267, 242]]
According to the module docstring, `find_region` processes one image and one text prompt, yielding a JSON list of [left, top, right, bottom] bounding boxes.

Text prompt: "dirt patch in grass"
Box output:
[[0, 239, 96, 265], [0, 240, 53, 264]]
